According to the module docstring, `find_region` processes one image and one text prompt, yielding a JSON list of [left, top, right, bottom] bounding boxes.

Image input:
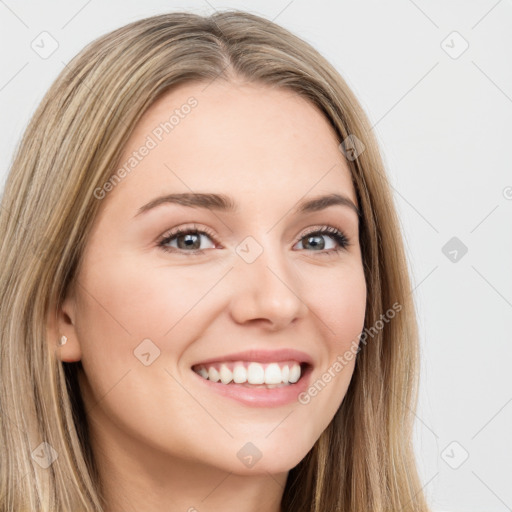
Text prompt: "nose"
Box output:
[[228, 244, 309, 330]]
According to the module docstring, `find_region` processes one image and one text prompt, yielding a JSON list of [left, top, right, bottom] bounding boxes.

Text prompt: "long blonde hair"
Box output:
[[0, 10, 430, 511]]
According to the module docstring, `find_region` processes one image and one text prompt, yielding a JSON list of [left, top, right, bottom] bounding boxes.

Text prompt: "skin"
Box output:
[[50, 79, 367, 512]]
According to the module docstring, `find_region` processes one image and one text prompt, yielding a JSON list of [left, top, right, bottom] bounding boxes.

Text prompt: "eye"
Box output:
[[294, 226, 350, 254], [158, 224, 217, 254], [157, 224, 350, 256]]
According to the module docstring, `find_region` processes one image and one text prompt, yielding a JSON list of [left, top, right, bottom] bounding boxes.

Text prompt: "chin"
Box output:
[[228, 455, 306, 476], [224, 435, 316, 476]]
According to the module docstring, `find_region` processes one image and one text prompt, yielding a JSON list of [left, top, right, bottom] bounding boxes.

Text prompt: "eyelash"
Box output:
[[157, 223, 350, 256]]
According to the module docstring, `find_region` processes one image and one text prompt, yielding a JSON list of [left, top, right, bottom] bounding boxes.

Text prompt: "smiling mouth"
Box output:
[[192, 360, 309, 388]]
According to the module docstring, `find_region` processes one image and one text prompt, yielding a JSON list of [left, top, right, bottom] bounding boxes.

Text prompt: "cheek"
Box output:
[[296, 264, 366, 419], [310, 263, 367, 350], [72, 258, 216, 457], [76, 252, 220, 341], [72, 255, 228, 406]]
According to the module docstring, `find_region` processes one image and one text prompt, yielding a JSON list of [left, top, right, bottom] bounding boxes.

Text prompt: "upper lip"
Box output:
[[191, 349, 314, 367]]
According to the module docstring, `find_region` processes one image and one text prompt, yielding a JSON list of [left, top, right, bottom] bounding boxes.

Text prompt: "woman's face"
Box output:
[[60, 80, 367, 476]]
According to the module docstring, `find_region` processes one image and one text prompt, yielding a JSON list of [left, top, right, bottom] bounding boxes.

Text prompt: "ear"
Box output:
[[47, 291, 82, 362]]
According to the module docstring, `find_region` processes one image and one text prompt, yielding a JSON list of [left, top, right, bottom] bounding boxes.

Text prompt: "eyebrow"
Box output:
[[134, 192, 360, 218]]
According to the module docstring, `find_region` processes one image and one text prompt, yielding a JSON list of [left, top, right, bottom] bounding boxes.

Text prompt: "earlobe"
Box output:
[[55, 332, 82, 362]]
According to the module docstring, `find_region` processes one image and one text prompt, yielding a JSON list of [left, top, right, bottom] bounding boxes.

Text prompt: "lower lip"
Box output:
[[191, 365, 313, 407]]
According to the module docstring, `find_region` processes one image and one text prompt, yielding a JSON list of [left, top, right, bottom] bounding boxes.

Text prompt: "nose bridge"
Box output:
[[229, 235, 307, 328]]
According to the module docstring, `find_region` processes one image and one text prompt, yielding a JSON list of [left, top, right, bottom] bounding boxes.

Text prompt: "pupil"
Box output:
[[178, 234, 200, 250]]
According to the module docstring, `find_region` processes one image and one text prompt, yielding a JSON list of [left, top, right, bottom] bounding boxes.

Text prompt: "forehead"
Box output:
[[106, 80, 357, 213]]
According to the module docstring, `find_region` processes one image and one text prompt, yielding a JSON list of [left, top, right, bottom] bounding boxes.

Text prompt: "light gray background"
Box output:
[[1, 1, 511, 511]]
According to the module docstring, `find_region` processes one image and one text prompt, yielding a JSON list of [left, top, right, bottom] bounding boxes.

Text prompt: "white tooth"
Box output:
[[198, 367, 208, 379], [288, 363, 301, 383], [219, 364, 233, 384], [265, 363, 283, 384], [232, 364, 248, 384], [208, 367, 220, 382], [247, 362, 265, 384], [282, 365, 290, 384]]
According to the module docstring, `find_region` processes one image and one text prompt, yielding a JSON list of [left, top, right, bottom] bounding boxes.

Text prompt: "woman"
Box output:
[[0, 10, 430, 512]]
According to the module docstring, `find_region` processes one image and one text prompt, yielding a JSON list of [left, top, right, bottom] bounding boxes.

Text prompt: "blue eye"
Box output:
[[294, 227, 350, 254]]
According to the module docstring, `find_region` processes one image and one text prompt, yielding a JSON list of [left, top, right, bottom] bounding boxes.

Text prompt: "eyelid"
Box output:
[[295, 224, 340, 242], [159, 223, 218, 243]]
